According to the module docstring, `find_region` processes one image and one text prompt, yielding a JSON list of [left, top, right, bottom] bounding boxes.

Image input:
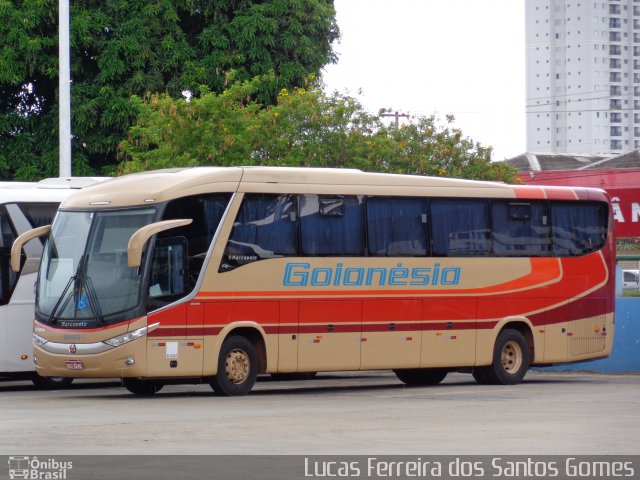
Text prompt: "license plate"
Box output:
[[64, 360, 84, 370]]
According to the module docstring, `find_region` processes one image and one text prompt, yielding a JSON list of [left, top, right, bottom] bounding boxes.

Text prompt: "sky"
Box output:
[[322, 0, 526, 161]]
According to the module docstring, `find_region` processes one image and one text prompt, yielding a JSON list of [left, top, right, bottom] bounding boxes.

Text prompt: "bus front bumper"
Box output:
[[33, 337, 147, 379]]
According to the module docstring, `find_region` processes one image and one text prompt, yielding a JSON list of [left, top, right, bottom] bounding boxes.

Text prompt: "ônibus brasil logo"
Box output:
[[7, 456, 72, 480]]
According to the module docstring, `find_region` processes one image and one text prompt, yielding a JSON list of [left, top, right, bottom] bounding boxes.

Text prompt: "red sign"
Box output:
[[608, 188, 640, 238]]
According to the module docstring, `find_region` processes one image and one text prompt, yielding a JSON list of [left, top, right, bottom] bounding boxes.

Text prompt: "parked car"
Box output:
[[623, 269, 640, 290]]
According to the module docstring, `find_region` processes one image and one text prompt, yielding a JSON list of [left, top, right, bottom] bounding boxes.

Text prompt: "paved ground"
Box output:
[[0, 371, 638, 455]]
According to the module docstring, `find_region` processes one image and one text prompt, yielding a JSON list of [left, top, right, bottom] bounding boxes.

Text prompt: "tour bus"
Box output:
[[1, 177, 104, 387], [13, 167, 615, 396]]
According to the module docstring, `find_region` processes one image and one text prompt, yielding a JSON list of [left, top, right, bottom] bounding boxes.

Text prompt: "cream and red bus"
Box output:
[[12, 167, 615, 395]]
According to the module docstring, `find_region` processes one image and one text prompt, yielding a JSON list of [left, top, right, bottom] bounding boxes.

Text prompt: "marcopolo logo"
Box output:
[[7, 456, 72, 480], [283, 262, 462, 288]]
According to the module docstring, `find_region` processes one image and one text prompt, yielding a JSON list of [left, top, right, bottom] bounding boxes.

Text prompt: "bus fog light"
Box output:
[[125, 357, 135, 367]]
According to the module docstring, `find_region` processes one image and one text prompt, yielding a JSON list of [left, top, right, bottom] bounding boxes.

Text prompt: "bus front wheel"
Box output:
[[394, 368, 448, 386], [475, 328, 530, 385], [210, 335, 258, 396]]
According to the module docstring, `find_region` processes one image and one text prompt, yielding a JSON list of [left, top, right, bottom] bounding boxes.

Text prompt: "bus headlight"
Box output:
[[103, 322, 159, 347], [33, 333, 48, 347]]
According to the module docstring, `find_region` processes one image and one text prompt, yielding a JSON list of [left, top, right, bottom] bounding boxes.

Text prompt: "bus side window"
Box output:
[[19, 203, 59, 229], [492, 201, 551, 256], [431, 199, 491, 256], [148, 237, 188, 300], [0, 207, 18, 306], [161, 194, 231, 287], [300, 195, 365, 256], [550, 202, 608, 256], [366, 197, 428, 256], [0, 203, 59, 301], [221, 194, 298, 271]]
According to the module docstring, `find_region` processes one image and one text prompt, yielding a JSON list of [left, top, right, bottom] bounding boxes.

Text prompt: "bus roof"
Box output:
[[0, 177, 108, 204], [59, 167, 610, 209]]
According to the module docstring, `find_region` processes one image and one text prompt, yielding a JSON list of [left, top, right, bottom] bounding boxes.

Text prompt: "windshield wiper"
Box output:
[[47, 254, 105, 326], [47, 276, 74, 325], [80, 275, 105, 325]]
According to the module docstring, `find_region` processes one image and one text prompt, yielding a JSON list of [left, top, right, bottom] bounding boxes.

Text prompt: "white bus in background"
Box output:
[[0, 177, 105, 387]]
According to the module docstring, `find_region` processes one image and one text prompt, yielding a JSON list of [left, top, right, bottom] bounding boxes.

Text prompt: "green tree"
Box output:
[[0, 0, 339, 180], [118, 74, 518, 183]]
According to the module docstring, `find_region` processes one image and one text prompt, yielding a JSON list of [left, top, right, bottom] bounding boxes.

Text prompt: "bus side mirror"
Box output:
[[10, 225, 51, 273], [127, 219, 192, 268]]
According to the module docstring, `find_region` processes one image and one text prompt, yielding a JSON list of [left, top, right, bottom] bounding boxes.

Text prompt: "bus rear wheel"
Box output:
[[123, 379, 164, 395], [394, 368, 448, 386], [210, 336, 258, 396], [475, 328, 530, 385]]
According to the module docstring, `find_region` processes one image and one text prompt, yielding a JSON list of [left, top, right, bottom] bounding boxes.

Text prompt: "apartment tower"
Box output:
[[526, 0, 640, 154]]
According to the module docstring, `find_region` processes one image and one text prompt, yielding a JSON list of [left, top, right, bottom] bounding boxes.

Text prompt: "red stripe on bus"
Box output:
[[148, 328, 186, 337], [147, 321, 505, 339]]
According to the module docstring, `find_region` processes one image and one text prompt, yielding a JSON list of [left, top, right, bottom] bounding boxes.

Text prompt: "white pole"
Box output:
[[58, 0, 72, 177]]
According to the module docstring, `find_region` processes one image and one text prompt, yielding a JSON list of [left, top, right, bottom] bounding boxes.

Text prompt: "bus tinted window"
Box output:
[[162, 194, 230, 255], [19, 203, 58, 228], [160, 194, 231, 290], [224, 194, 298, 269], [203, 197, 230, 241], [551, 202, 608, 255], [219, 194, 609, 269], [431, 200, 491, 256], [300, 195, 365, 256], [0, 204, 61, 299], [492, 202, 551, 256], [367, 197, 428, 256]]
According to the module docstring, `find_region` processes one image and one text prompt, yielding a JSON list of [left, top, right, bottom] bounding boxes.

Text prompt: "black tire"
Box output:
[[270, 372, 317, 381], [210, 336, 258, 396], [123, 379, 164, 395], [482, 328, 531, 385], [32, 375, 73, 390], [394, 368, 448, 386]]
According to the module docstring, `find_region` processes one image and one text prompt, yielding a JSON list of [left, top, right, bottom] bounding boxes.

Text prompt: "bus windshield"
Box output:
[[37, 208, 156, 325]]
